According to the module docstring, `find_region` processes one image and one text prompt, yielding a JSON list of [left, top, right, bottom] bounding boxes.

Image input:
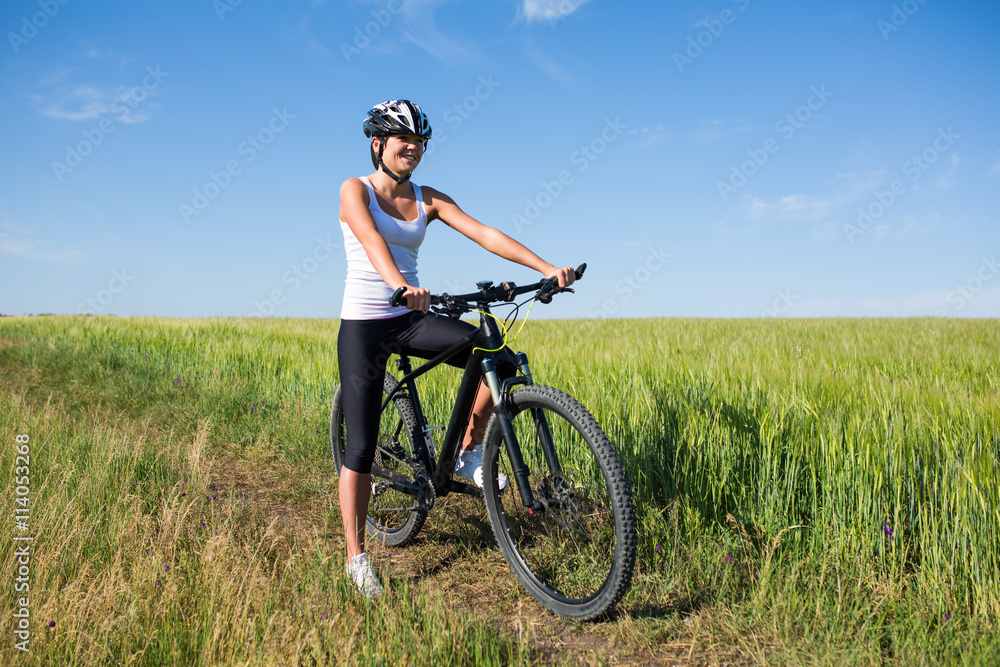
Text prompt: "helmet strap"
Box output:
[[376, 137, 411, 184]]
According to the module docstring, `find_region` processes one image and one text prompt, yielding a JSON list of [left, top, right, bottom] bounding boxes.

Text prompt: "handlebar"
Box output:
[[389, 263, 587, 311]]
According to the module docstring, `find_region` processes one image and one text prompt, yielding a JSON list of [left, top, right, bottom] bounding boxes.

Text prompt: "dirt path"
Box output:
[[205, 455, 737, 666]]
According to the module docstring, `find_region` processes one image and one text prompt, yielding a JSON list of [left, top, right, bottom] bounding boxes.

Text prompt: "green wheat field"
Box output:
[[1, 315, 998, 665]]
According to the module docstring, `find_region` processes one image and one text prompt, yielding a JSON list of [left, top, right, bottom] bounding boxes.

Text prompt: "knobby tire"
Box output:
[[482, 384, 637, 620]]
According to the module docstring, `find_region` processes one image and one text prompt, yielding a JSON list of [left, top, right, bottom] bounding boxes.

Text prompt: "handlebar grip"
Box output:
[[389, 286, 407, 308], [575, 263, 587, 280]]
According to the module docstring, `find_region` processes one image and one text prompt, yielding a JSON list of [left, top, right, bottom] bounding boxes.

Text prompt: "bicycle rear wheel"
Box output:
[[330, 373, 428, 546], [482, 384, 636, 620]]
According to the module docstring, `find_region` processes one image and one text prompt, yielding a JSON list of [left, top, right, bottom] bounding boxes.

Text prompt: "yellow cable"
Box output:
[[471, 310, 509, 354], [471, 298, 537, 354], [506, 298, 536, 345]]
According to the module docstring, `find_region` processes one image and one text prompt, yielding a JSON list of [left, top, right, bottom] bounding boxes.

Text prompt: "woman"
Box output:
[[338, 100, 574, 597]]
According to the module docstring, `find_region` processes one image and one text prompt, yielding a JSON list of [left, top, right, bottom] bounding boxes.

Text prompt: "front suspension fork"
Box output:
[[482, 355, 555, 510]]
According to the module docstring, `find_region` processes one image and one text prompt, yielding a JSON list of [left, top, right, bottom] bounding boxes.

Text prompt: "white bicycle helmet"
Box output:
[[363, 100, 432, 141], [363, 100, 432, 184]]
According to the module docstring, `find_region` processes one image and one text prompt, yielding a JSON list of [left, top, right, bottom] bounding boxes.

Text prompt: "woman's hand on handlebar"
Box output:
[[400, 285, 431, 313], [545, 266, 577, 289]]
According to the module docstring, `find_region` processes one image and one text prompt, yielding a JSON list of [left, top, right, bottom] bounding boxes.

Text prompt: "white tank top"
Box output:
[[340, 176, 428, 320]]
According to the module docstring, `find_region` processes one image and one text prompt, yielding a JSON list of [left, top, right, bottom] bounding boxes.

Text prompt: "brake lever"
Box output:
[[538, 286, 574, 304]]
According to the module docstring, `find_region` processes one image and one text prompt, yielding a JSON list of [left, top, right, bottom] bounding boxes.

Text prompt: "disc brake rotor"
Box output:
[[538, 473, 584, 522]]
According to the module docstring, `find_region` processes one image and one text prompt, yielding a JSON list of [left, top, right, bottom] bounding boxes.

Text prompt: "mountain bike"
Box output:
[[329, 265, 636, 620]]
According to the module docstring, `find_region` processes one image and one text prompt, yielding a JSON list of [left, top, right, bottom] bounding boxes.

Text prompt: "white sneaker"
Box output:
[[453, 444, 507, 490], [345, 553, 382, 598]]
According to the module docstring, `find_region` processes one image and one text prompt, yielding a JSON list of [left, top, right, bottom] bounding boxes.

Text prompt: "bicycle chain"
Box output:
[[415, 469, 436, 511], [375, 435, 436, 513]]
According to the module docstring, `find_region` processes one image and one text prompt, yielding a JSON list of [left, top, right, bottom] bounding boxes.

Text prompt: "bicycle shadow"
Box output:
[[614, 602, 699, 623], [392, 495, 499, 580]]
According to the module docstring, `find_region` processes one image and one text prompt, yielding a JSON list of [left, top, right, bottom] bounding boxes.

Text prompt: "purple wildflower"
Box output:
[[49, 620, 55, 628], [320, 613, 326, 620], [211, 494, 217, 500], [944, 614, 950, 621], [882, 521, 895, 540], [655, 544, 663, 553], [164, 564, 170, 572], [725, 555, 734, 565]]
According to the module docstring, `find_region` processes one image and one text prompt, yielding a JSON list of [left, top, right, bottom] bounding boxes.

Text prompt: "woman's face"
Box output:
[[377, 134, 424, 174]]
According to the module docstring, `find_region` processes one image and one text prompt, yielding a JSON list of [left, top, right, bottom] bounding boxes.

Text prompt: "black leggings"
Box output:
[[337, 311, 476, 474]]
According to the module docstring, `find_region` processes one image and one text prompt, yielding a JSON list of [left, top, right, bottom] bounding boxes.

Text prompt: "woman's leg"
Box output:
[[462, 380, 492, 450], [337, 317, 405, 560], [339, 468, 371, 558]]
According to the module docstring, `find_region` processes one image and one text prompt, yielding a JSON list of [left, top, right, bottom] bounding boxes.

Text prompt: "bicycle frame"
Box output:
[[379, 303, 545, 507]]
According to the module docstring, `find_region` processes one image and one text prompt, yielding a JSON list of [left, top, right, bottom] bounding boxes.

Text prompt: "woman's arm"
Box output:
[[422, 187, 576, 288], [340, 178, 431, 311]]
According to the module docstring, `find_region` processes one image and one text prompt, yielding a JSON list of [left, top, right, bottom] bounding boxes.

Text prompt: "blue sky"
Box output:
[[1, 0, 998, 318]]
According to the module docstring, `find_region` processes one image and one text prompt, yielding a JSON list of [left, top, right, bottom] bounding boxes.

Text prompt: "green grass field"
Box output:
[[1, 315, 998, 665]]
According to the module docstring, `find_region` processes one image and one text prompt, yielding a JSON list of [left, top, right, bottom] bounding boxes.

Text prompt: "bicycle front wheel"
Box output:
[[330, 373, 428, 546], [482, 384, 636, 620]]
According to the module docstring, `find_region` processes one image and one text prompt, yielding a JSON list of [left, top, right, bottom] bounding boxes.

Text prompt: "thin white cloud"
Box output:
[[32, 83, 116, 122], [988, 150, 1000, 177], [400, 0, 472, 63], [73, 41, 122, 63], [731, 170, 960, 245], [692, 118, 751, 143], [0, 230, 84, 265], [777, 194, 836, 219], [524, 42, 576, 91], [693, 119, 724, 142], [32, 82, 158, 124], [897, 213, 943, 239], [626, 125, 668, 150], [935, 154, 958, 188], [296, 7, 332, 58], [743, 194, 839, 223], [811, 226, 840, 243], [28, 51, 162, 124], [831, 170, 887, 196], [522, 0, 593, 22]]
